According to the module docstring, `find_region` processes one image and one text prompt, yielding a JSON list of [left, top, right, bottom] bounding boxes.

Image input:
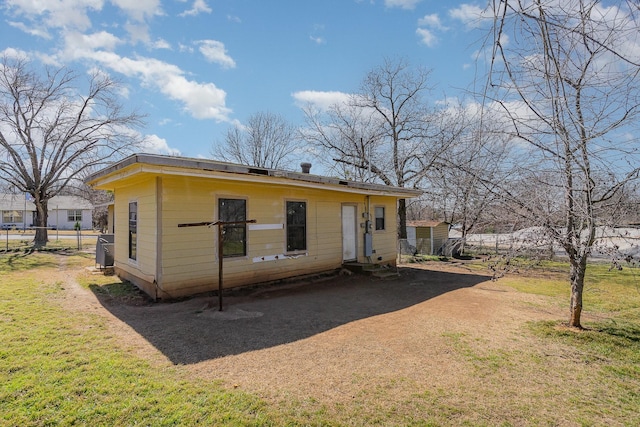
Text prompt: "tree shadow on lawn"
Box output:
[[90, 266, 491, 365], [0, 249, 73, 271]]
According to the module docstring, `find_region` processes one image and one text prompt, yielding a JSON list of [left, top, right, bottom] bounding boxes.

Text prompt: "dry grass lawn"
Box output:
[[5, 252, 639, 426], [65, 258, 639, 426]]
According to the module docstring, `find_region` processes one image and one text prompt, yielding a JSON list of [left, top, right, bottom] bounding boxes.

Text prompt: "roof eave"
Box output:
[[86, 153, 423, 198]]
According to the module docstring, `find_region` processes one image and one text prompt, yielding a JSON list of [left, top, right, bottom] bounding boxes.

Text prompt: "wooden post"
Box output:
[[217, 223, 224, 311], [178, 219, 256, 311]]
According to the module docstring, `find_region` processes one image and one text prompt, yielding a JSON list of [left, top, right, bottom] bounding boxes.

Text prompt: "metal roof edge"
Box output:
[[86, 153, 423, 198]]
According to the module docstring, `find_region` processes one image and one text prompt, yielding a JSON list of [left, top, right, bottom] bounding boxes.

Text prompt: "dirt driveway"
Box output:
[[69, 261, 564, 412]]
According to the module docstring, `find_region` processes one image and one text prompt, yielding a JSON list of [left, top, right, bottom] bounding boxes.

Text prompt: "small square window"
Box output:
[[67, 210, 82, 222]]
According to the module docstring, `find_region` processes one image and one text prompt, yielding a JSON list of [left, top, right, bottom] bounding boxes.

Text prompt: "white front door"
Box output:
[[342, 205, 357, 262]]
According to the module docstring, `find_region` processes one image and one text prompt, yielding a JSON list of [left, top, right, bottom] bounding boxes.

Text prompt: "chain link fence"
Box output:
[[399, 238, 464, 258]]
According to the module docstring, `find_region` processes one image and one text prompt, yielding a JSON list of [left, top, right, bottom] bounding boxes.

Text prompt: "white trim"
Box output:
[[248, 223, 283, 230], [253, 253, 308, 263], [88, 161, 421, 198]]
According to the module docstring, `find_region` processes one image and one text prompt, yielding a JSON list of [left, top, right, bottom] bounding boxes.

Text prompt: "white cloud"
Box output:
[[197, 40, 236, 69], [416, 14, 447, 48], [310, 24, 326, 45], [449, 4, 488, 28], [416, 28, 437, 47], [5, 0, 103, 30], [61, 31, 122, 58], [68, 49, 232, 121], [227, 14, 241, 23], [292, 90, 351, 111], [8, 21, 51, 39], [418, 14, 445, 30], [141, 134, 181, 155], [111, 0, 162, 22], [124, 22, 151, 45], [0, 47, 29, 61], [151, 38, 171, 50], [384, 0, 421, 10], [178, 43, 194, 53], [179, 0, 212, 17]]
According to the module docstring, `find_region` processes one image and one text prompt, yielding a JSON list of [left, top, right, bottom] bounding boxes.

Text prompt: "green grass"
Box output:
[[0, 237, 95, 254], [501, 260, 640, 423], [2, 252, 640, 426], [0, 253, 274, 426], [499, 260, 640, 311], [400, 254, 452, 263]]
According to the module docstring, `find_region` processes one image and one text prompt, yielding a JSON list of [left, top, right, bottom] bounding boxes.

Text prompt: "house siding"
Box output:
[[47, 208, 92, 230], [0, 194, 93, 230], [112, 178, 158, 296], [109, 174, 399, 299], [87, 154, 419, 300]]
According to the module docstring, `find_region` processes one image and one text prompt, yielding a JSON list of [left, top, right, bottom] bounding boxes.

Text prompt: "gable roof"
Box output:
[[85, 153, 423, 198]]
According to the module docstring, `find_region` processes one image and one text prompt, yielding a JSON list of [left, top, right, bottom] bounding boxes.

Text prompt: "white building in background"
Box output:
[[0, 194, 93, 230]]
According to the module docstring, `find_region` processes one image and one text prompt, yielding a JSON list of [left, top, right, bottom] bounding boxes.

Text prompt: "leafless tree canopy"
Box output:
[[301, 57, 455, 238], [212, 111, 300, 170], [484, 0, 640, 327], [0, 57, 145, 245], [422, 103, 511, 238]]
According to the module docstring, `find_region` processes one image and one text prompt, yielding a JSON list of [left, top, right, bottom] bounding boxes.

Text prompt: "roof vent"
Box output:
[[300, 162, 312, 174]]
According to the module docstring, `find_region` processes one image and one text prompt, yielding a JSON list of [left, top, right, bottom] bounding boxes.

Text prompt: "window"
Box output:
[[67, 210, 82, 222], [375, 207, 385, 231], [2, 210, 23, 223], [286, 201, 306, 252], [128, 202, 137, 260], [219, 198, 246, 257]]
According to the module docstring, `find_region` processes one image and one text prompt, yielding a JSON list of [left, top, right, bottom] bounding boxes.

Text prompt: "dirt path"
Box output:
[[58, 259, 565, 410]]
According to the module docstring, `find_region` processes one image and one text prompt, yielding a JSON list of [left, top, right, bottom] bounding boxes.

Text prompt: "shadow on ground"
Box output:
[[91, 265, 490, 364]]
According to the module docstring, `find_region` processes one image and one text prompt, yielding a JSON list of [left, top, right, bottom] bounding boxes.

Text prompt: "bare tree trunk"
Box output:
[[0, 58, 144, 248], [568, 255, 587, 328], [484, 1, 640, 329], [398, 198, 408, 239], [33, 196, 48, 246]]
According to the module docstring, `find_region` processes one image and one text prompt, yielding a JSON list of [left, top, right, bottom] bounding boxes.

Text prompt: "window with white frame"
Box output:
[[67, 210, 82, 222]]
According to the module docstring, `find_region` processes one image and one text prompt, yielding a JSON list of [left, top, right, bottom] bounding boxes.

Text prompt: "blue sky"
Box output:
[[1, 0, 489, 160]]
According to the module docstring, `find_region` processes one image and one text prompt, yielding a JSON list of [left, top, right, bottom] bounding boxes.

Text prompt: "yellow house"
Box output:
[[86, 154, 421, 300]]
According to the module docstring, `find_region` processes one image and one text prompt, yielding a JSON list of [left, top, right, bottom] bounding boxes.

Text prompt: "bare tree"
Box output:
[[212, 111, 300, 170], [0, 57, 145, 245], [300, 99, 385, 182], [484, 0, 640, 327], [425, 106, 510, 241], [302, 57, 448, 238]]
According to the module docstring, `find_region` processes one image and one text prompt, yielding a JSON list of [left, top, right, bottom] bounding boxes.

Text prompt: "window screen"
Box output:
[[219, 198, 247, 257], [286, 201, 306, 251]]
